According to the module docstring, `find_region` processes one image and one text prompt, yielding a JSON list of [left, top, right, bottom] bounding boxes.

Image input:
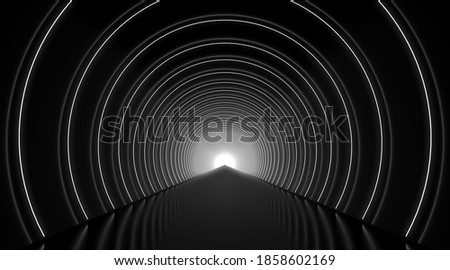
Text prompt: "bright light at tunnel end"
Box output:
[[213, 154, 236, 169]]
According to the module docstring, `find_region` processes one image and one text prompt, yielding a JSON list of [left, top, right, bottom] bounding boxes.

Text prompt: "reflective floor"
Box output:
[[29, 167, 422, 249]]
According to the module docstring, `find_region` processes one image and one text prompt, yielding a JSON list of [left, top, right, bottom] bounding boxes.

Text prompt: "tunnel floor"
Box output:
[[29, 167, 422, 249]]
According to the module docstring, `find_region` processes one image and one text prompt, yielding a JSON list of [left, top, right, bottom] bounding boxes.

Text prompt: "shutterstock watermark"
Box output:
[[100, 107, 350, 144]]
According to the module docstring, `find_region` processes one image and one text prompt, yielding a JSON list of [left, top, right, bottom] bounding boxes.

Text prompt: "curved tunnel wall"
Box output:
[[3, 0, 448, 248]]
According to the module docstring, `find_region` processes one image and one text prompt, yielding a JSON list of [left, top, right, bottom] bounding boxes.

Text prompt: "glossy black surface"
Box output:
[[29, 167, 421, 249]]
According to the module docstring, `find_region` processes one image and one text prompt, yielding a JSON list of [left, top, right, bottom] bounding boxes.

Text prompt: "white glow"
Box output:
[[213, 154, 236, 169]]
